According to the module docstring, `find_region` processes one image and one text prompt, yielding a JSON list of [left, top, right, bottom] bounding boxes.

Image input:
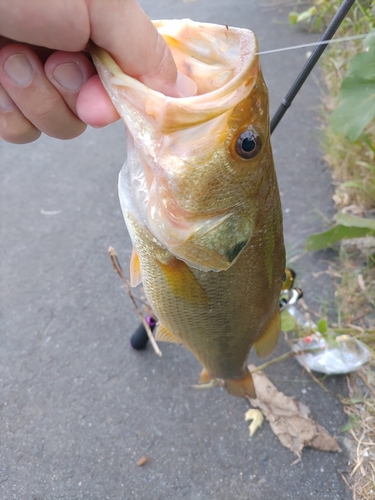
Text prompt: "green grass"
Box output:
[[287, 3, 375, 497]]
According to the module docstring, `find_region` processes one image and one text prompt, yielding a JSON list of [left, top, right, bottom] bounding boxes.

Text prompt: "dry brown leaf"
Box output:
[[248, 365, 341, 459]]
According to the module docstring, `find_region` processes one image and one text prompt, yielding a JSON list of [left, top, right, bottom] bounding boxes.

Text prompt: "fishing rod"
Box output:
[[270, 0, 356, 134]]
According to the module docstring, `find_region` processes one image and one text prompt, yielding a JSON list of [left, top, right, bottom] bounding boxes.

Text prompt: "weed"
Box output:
[[289, 2, 375, 497]]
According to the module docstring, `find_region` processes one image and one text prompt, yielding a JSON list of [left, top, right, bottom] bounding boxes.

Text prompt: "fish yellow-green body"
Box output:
[[92, 19, 285, 398]]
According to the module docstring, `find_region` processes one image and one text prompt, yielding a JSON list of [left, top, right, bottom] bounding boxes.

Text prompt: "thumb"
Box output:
[[88, 0, 196, 97]]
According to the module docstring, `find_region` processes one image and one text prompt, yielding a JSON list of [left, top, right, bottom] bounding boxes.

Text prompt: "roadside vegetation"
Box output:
[[288, 1, 375, 498]]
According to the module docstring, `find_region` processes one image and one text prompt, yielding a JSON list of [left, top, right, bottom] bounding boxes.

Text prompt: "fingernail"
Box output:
[[176, 71, 197, 97], [0, 85, 16, 110], [4, 54, 33, 86], [52, 62, 84, 92]]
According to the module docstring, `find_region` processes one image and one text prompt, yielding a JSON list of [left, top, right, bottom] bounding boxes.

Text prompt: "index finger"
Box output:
[[87, 0, 196, 97]]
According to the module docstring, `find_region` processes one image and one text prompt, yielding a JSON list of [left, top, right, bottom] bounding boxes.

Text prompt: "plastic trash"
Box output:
[[287, 306, 371, 375]]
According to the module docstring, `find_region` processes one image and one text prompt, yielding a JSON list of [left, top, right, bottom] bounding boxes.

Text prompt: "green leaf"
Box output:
[[340, 421, 353, 433], [361, 133, 375, 154], [340, 180, 367, 190], [317, 318, 328, 335], [334, 213, 375, 231], [281, 310, 297, 331], [350, 32, 375, 80], [289, 12, 299, 26], [340, 415, 360, 433], [329, 77, 375, 141], [305, 214, 375, 250], [296, 6, 317, 23], [305, 224, 375, 251], [364, 31, 375, 53], [350, 51, 375, 80], [289, 7, 316, 26], [329, 32, 375, 141]]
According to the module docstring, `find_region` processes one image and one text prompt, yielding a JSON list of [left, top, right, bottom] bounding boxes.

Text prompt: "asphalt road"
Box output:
[[1, 1, 351, 499]]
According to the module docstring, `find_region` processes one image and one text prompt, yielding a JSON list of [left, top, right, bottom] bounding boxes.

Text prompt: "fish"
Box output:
[[91, 19, 286, 398]]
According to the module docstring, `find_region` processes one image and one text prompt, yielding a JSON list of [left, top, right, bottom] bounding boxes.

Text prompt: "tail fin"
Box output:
[[224, 369, 256, 399]]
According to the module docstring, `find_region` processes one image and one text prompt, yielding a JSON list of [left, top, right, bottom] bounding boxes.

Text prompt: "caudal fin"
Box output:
[[224, 369, 256, 399]]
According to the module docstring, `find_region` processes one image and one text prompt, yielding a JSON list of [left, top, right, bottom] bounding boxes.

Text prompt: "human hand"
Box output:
[[0, 0, 196, 144]]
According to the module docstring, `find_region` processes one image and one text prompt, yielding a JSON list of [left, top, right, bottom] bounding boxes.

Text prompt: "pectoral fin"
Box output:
[[254, 309, 281, 359], [155, 324, 181, 344], [157, 257, 208, 306], [224, 369, 256, 399], [130, 248, 142, 287]]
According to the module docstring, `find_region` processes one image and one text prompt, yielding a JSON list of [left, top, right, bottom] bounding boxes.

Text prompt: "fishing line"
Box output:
[[267, 0, 358, 290], [270, 0, 357, 133], [256, 33, 369, 56]]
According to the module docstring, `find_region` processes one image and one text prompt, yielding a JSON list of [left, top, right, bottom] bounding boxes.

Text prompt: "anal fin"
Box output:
[[254, 309, 281, 359], [155, 324, 181, 344]]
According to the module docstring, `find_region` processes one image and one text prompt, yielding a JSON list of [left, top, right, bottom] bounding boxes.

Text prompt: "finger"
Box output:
[[0, 44, 86, 139], [0, 83, 41, 143], [44, 51, 96, 115], [88, 0, 196, 97], [76, 75, 120, 127], [0, 1, 90, 52]]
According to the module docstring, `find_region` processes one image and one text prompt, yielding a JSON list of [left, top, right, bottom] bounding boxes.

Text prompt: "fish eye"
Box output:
[[235, 129, 261, 160]]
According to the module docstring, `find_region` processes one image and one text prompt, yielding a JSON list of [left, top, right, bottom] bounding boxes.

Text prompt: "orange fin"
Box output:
[[155, 324, 181, 344], [199, 368, 212, 385], [130, 248, 142, 287], [254, 309, 281, 359], [224, 369, 256, 399], [157, 258, 208, 305]]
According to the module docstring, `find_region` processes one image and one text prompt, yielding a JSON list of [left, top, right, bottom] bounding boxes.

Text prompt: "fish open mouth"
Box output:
[[155, 20, 255, 97], [91, 20, 259, 133]]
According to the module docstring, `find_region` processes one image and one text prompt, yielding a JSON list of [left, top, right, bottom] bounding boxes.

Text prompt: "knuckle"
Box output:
[[31, 94, 63, 119]]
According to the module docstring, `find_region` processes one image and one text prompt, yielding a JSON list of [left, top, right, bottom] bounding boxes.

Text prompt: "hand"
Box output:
[[0, 0, 196, 144]]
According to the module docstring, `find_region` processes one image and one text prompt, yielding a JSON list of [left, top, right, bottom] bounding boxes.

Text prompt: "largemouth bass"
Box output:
[[92, 19, 285, 398]]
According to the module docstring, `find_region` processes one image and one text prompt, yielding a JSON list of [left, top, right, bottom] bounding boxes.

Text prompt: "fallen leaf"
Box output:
[[245, 408, 264, 437], [248, 365, 341, 459]]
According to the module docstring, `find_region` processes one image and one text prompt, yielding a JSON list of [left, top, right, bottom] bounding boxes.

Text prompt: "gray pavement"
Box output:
[[0, 1, 351, 499]]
